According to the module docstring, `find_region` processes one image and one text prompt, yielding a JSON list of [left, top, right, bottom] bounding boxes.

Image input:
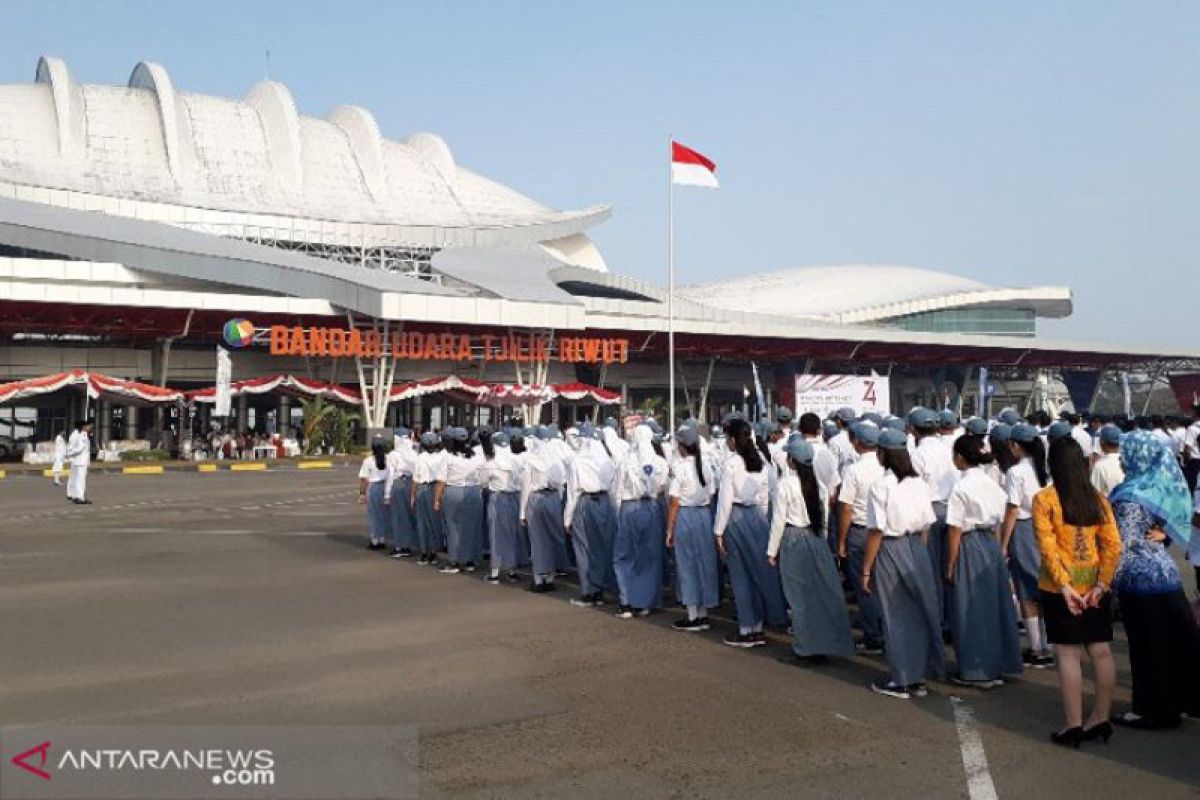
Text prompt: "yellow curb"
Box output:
[[230, 462, 268, 472], [297, 460, 333, 470], [0, 470, 6, 480], [197, 464, 218, 473], [42, 469, 61, 478], [121, 465, 165, 475]]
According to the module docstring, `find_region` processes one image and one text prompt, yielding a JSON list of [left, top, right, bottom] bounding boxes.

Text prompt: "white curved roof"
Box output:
[[0, 56, 609, 259], [677, 264, 1072, 323]]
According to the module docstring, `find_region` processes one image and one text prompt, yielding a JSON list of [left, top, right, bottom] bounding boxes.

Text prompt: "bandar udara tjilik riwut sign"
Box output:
[[794, 373, 891, 418], [222, 319, 631, 365]]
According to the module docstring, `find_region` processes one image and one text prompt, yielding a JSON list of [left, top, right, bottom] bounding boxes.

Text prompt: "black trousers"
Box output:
[[1119, 589, 1200, 724]]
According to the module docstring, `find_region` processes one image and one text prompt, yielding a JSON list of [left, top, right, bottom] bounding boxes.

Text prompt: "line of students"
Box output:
[[357, 404, 1198, 724]]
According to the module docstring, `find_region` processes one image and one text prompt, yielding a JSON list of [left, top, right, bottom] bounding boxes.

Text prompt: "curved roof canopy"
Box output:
[[678, 264, 1072, 324]]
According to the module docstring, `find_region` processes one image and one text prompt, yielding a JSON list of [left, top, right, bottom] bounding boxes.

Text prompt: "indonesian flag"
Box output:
[[671, 140, 719, 188]]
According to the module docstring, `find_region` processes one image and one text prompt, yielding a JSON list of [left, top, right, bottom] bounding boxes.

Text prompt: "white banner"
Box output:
[[215, 346, 232, 417], [794, 374, 891, 418]]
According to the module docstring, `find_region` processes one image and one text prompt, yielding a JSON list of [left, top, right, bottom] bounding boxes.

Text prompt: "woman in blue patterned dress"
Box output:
[[1109, 431, 1200, 731]]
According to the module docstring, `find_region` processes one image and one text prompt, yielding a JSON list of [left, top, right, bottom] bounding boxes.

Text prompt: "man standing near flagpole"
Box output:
[[668, 140, 719, 435]]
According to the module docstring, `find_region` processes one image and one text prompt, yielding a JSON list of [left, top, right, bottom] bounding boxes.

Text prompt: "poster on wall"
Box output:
[[794, 374, 890, 418], [214, 346, 232, 418]]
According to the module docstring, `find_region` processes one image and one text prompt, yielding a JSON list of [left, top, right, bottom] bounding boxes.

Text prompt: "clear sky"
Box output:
[[3, 2, 1196, 349]]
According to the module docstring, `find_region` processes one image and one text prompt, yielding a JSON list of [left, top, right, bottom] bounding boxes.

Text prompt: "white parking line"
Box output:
[[951, 696, 998, 800]]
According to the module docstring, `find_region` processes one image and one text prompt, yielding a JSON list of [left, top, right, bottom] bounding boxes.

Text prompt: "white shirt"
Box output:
[[484, 448, 522, 493], [840, 455, 885, 527], [1184, 422, 1200, 461], [53, 434, 66, 461], [412, 450, 448, 485], [713, 454, 770, 537], [564, 445, 617, 526], [1090, 452, 1125, 497], [828, 429, 856, 471], [386, 445, 414, 478], [614, 451, 667, 502], [1167, 426, 1186, 458], [1003, 457, 1041, 519], [867, 473, 936, 537], [767, 469, 816, 557], [519, 448, 568, 522], [911, 435, 957, 504], [945, 467, 1006, 531], [358, 456, 391, 483], [1071, 425, 1094, 457], [806, 437, 842, 499], [66, 431, 91, 467], [668, 454, 715, 507], [1187, 486, 1200, 565], [444, 453, 482, 487]]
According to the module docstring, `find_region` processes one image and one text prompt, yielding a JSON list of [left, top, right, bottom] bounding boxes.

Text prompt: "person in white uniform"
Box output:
[[386, 427, 417, 557], [667, 425, 719, 631], [944, 435, 1023, 687], [771, 437, 855, 666], [861, 428, 944, 700], [51, 430, 66, 486], [437, 427, 484, 574], [65, 421, 93, 504], [612, 424, 668, 618], [564, 422, 618, 607], [483, 431, 525, 584], [836, 424, 886, 654], [358, 438, 392, 550], [520, 426, 571, 593], [827, 408, 857, 472], [1090, 425, 1125, 497], [411, 432, 448, 566], [909, 408, 957, 633]]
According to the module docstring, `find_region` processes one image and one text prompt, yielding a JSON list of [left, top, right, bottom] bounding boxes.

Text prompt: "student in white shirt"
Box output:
[[410, 432, 448, 565], [483, 431, 525, 584], [65, 421, 93, 504], [771, 437, 855, 665], [520, 426, 571, 592], [612, 424, 668, 618], [666, 425, 719, 631], [861, 428, 943, 699], [999, 424, 1054, 668], [909, 408, 957, 633], [1090, 425, 1125, 497], [836, 424, 886, 653], [827, 407, 857, 472], [564, 422, 618, 607], [714, 417, 787, 648], [358, 438, 393, 551], [944, 435, 1023, 687], [437, 427, 484, 574], [386, 427, 417, 557], [51, 430, 66, 486]]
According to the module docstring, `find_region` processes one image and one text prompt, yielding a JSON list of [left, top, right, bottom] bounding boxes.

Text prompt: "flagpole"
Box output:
[[668, 135, 676, 436]]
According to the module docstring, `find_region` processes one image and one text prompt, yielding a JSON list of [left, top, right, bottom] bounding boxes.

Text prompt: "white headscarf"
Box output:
[[619, 425, 663, 498]]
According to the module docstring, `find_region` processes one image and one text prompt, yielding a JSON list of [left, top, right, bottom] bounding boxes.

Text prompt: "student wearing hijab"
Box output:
[[520, 426, 571, 592], [386, 427, 417, 558], [861, 428, 944, 699], [358, 437, 392, 551], [612, 424, 668, 618], [714, 417, 787, 648], [437, 428, 484, 574], [771, 437, 855, 665], [564, 422, 618, 607], [999, 424, 1054, 668], [411, 431, 448, 566], [667, 425, 719, 631], [1107, 432, 1200, 730], [944, 436, 1022, 687], [483, 431, 524, 584], [1035, 438, 1122, 747], [836, 423, 886, 654]]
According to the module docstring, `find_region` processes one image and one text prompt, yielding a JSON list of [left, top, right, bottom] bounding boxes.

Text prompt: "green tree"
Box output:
[[299, 397, 334, 456], [324, 405, 360, 455]]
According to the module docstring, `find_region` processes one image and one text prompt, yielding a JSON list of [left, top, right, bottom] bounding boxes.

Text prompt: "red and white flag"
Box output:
[[671, 140, 719, 188]]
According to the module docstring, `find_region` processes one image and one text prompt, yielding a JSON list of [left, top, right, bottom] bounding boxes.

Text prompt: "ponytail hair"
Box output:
[[371, 440, 387, 471], [1048, 438, 1104, 526], [879, 446, 918, 480], [794, 460, 823, 531], [679, 441, 707, 487], [1014, 437, 1049, 487], [724, 419, 763, 473], [953, 435, 994, 468]]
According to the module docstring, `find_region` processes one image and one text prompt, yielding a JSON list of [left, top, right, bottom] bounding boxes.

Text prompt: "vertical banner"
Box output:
[[750, 362, 767, 421], [215, 346, 233, 418], [1121, 372, 1132, 418], [1061, 369, 1101, 414], [978, 367, 989, 419]]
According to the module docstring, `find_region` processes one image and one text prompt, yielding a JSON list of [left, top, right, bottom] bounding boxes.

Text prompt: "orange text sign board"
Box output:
[[268, 326, 629, 365]]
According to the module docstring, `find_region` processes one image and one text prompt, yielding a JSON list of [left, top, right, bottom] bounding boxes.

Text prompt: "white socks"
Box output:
[[688, 604, 706, 620], [1025, 616, 1043, 652], [489, 568, 500, 579], [739, 625, 754, 636]]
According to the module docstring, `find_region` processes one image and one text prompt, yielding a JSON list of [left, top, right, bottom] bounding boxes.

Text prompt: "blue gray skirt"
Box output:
[[444, 484, 484, 564], [488, 490, 524, 569], [527, 489, 570, 576], [723, 505, 787, 629], [950, 530, 1022, 681], [414, 482, 443, 552], [875, 535, 945, 685], [614, 497, 664, 609], [572, 492, 618, 596], [389, 474, 417, 549], [1008, 517, 1040, 602], [779, 525, 854, 657], [674, 505, 719, 608], [845, 524, 884, 646], [366, 481, 388, 544]]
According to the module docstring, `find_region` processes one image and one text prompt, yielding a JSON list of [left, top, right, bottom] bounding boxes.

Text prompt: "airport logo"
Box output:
[[222, 318, 255, 349]]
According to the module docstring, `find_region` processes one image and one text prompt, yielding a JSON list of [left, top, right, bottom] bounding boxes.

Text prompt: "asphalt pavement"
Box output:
[[1, 469, 1197, 798]]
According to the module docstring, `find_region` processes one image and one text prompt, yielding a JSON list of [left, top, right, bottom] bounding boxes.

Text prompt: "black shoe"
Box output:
[[484, 574, 501, 584], [391, 548, 413, 559], [504, 571, 521, 583], [870, 679, 911, 699], [778, 653, 829, 667], [528, 582, 554, 594], [672, 617, 710, 632], [1050, 727, 1084, 748], [570, 594, 600, 608], [1022, 649, 1053, 669], [1081, 721, 1113, 743], [723, 632, 762, 649], [78, 499, 92, 505]]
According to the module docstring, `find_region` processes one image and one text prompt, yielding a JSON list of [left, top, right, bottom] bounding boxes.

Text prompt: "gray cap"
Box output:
[[909, 408, 938, 431], [878, 429, 909, 450], [833, 407, 856, 423], [1047, 421, 1072, 441], [523, 426, 538, 438], [605, 417, 619, 430], [536, 425, 555, 440], [1099, 425, 1122, 446], [776, 406, 794, 423], [852, 424, 881, 447], [490, 431, 510, 447], [998, 408, 1021, 426], [1010, 423, 1040, 444], [822, 420, 838, 438], [785, 437, 815, 465], [394, 426, 411, 437], [937, 410, 959, 427], [419, 432, 438, 447], [989, 423, 1012, 444], [676, 426, 700, 448], [646, 418, 663, 435], [578, 421, 597, 439], [861, 412, 884, 427], [884, 417, 907, 432], [451, 426, 469, 441], [964, 417, 989, 436]]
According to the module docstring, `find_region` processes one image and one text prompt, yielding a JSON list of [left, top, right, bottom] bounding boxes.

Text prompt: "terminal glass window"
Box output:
[[883, 308, 1036, 337]]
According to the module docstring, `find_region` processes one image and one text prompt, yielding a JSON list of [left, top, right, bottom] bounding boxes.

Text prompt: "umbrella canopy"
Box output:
[[0, 369, 183, 406]]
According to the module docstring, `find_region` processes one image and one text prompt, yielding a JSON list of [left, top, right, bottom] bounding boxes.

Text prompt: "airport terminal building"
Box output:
[[0, 57, 1196, 445]]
